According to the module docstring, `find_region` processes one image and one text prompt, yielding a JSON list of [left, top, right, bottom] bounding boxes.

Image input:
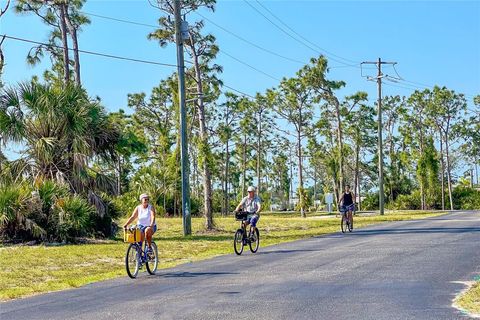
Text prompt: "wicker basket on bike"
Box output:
[[234, 210, 249, 221]]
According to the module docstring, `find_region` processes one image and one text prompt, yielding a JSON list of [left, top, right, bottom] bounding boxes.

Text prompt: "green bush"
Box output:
[[56, 196, 95, 242], [390, 190, 422, 210], [452, 186, 480, 210], [362, 193, 379, 210], [0, 180, 120, 243], [0, 183, 44, 241]]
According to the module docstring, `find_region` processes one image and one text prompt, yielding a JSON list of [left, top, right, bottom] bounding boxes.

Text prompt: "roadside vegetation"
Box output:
[[455, 277, 480, 317]]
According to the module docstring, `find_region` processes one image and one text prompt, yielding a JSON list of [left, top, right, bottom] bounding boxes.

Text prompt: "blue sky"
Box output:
[[2, 0, 479, 111], [1, 0, 479, 181]]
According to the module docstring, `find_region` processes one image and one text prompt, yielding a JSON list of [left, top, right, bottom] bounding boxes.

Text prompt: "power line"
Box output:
[[220, 49, 281, 81], [243, 0, 361, 69], [383, 78, 476, 101], [221, 83, 256, 99], [194, 11, 307, 66], [81, 11, 286, 81], [78, 9, 475, 99], [81, 11, 158, 28], [83, 8, 367, 73], [2, 34, 183, 68], [253, 0, 359, 66]]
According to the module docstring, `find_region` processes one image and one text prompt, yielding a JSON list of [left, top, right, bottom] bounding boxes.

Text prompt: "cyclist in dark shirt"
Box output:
[[339, 185, 355, 225]]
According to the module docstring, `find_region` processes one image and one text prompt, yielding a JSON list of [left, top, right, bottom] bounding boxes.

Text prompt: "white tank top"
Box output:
[[138, 204, 155, 226]]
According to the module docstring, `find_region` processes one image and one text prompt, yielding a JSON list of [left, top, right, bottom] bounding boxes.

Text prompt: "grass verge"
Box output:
[[0, 210, 445, 301], [454, 277, 480, 317]]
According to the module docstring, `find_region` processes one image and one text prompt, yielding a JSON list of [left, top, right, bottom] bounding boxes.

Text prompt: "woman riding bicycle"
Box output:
[[123, 193, 157, 253], [339, 185, 355, 224], [234, 186, 261, 233]]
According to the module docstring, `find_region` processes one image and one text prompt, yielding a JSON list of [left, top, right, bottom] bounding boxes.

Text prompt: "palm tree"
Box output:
[[0, 82, 120, 214]]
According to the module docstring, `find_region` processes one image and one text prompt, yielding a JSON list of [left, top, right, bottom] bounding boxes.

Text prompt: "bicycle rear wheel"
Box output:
[[341, 215, 348, 233], [234, 229, 244, 255], [249, 228, 260, 253], [125, 243, 140, 279], [146, 242, 159, 275]]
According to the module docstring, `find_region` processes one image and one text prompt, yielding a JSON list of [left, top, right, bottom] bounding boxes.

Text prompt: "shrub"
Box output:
[[390, 191, 422, 210], [0, 183, 45, 241], [452, 186, 480, 210], [55, 195, 96, 242], [362, 193, 379, 210]]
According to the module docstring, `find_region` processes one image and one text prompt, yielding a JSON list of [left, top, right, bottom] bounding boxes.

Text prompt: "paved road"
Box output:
[[1, 211, 479, 320]]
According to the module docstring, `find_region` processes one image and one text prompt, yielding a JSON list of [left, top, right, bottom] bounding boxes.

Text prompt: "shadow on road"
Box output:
[[160, 271, 238, 278], [257, 249, 321, 255]]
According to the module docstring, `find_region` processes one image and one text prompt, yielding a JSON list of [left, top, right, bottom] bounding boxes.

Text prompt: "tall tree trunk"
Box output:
[[313, 167, 317, 209], [223, 140, 230, 216], [332, 96, 345, 192], [445, 132, 454, 210], [475, 154, 479, 186], [289, 152, 293, 209], [242, 134, 247, 198], [389, 129, 395, 202], [354, 137, 360, 208], [357, 172, 362, 211], [257, 112, 262, 192], [190, 46, 214, 229], [332, 176, 338, 212], [439, 131, 445, 210], [117, 157, 122, 195], [297, 130, 305, 218], [419, 124, 426, 210], [58, 3, 70, 86], [64, 9, 81, 86]]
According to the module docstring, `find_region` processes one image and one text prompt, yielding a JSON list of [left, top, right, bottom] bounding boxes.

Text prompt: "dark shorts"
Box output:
[[247, 214, 259, 227], [139, 224, 157, 234], [341, 204, 355, 213]]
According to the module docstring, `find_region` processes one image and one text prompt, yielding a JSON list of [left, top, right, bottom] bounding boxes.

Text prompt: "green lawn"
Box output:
[[0, 210, 445, 301], [455, 277, 480, 316]]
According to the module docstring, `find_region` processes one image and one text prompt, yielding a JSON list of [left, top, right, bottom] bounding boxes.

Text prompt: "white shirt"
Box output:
[[137, 204, 155, 226], [240, 196, 260, 213]]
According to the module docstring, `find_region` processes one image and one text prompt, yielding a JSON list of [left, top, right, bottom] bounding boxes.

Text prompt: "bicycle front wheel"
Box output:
[[234, 229, 244, 255], [125, 243, 140, 279], [341, 215, 347, 233], [146, 242, 159, 275], [249, 228, 260, 253]]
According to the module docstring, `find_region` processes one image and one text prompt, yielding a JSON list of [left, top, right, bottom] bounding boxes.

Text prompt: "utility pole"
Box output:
[[174, 0, 191, 235], [361, 58, 397, 216]]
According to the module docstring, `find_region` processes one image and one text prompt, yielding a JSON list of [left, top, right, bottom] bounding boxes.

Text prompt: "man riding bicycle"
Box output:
[[339, 185, 355, 224], [123, 193, 157, 254], [234, 186, 261, 233]]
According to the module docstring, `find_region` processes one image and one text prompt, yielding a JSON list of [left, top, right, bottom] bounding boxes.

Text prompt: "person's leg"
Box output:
[[250, 215, 259, 234], [145, 227, 153, 248]]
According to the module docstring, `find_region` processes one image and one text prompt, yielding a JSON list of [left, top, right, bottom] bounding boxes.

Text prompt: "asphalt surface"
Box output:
[[1, 211, 479, 320]]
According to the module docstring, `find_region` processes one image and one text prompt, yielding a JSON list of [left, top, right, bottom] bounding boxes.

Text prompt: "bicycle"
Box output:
[[124, 225, 159, 279], [233, 211, 260, 255], [340, 204, 354, 233]]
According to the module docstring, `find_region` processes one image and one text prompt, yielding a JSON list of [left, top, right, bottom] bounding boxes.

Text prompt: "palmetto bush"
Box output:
[[0, 82, 122, 242], [0, 180, 100, 242], [56, 195, 96, 242], [0, 183, 45, 240]]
